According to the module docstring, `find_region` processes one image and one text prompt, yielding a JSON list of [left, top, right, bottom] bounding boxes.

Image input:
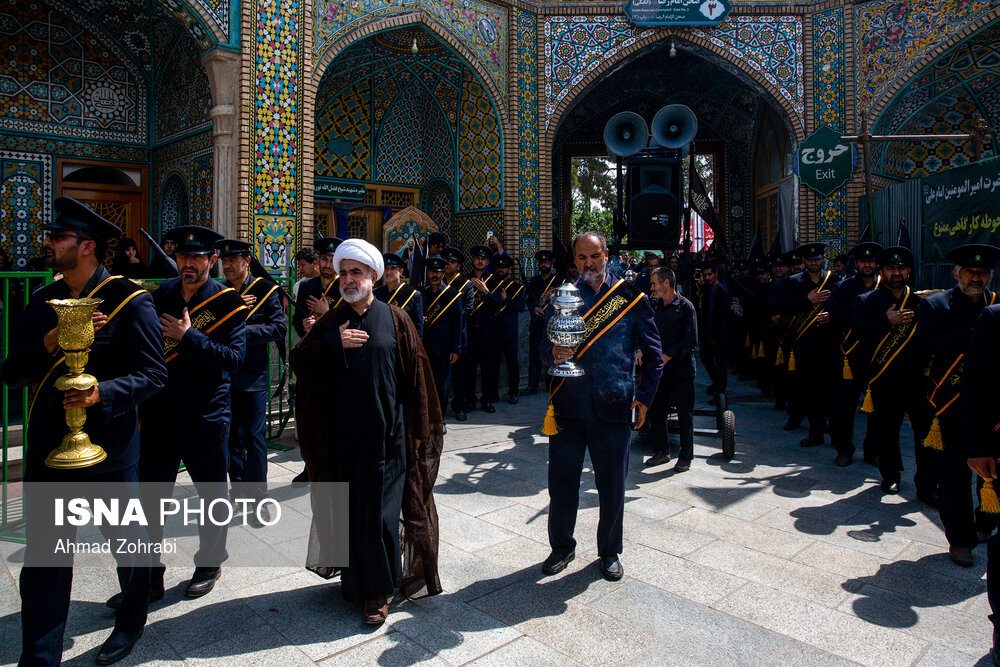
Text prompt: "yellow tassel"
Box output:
[[775, 347, 785, 366], [861, 387, 874, 413], [744, 332, 751, 348], [922, 416, 944, 450], [981, 479, 1000, 515], [542, 401, 559, 436], [842, 357, 853, 381], [751, 342, 759, 360], [757, 341, 765, 358], [788, 350, 797, 372]]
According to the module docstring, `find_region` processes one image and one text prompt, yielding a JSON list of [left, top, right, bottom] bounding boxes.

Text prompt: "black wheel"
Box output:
[[721, 410, 736, 460], [715, 392, 729, 429]]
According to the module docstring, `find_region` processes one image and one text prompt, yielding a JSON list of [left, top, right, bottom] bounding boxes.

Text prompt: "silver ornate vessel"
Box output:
[[547, 283, 586, 377]]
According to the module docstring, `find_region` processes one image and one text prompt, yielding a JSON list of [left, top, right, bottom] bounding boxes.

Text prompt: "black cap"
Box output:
[[314, 236, 342, 255], [796, 242, 828, 260], [427, 232, 447, 246], [442, 247, 465, 264], [383, 253, 406, 269], [876, 245, 914, 267], [216, 239, 252, 258], [833, 254, 849, 265], [946, 244, 1000, 269], [172, 225, 224, 255], [47, 197, 123, 240], [754, 259, 770, 273], [534, 250, 555, 263], [469, 245, 493, 260], [850, 241, 883, 260], [495, 254, 514, 268], [425, 257, 446, 271]]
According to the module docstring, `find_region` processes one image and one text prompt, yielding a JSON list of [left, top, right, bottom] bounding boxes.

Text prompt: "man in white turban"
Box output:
[[290, 238, 444, 626]]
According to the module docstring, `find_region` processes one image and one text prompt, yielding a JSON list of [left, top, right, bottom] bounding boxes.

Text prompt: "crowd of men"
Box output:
[[7, 197, 1000, 665]]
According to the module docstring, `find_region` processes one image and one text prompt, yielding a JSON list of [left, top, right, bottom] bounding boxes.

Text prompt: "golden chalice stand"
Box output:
[[44, 298, 107, 469]]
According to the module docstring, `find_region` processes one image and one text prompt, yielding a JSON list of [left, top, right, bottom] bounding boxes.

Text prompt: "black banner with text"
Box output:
[[922, 158, 1000, 262]]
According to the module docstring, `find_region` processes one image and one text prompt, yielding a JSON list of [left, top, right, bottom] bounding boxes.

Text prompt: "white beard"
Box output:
[[342, 280, 372, 303]]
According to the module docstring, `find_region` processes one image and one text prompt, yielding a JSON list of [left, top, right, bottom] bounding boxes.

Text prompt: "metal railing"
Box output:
[[0, 272, 296, 543]]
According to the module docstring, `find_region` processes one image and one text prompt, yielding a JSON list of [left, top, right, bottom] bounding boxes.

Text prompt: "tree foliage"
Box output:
[[571, 157, 617, 211]]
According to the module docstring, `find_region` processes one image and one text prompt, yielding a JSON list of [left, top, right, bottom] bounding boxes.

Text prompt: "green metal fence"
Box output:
[[0, 273, 296, 543]]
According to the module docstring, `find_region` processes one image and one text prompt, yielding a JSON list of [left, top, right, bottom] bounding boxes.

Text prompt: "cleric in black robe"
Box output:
[[290, 238, 444, 626]]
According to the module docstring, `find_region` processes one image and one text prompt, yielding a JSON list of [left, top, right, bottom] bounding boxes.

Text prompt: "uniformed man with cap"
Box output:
[[524, 250, 561, 395], [137, 226, 247, 599], [2, 197, 167, 665], [293, 236, 342, 338], [763, 251, 792, 412], [828, 241, 882, 466], [780, 242, 839, 447], [958, 299, 1000, 663], [489, 254, 526, 404], [421, 257, 463, 429], [748, 258, 772, 395], [851, 246, 931, 493], [374, 252, 424, 337], [218, 239, 287, 512], [916, 243, 1000, 567], [463, 245, 504, 412], [442, 247, 474, 419]]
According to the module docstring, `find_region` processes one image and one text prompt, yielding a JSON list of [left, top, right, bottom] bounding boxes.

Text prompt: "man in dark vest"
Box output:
[[421, 257, 463, 431], [2, 197, 167, 666], [219, 239, 287, 514], [851, 246, 930, 495], [780, 243, 838, 447], [293, 236, 342, 338], [490, 254, 526, 404], [524, 250, 561, 395], [828, 241, 882, 467], [137, 226, 247, 599], [374, 252, 423, 337], [917, 243, 1000, 567]]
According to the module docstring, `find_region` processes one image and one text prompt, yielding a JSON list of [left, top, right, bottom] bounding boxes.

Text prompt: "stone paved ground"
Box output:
[[0, 370, 993, 666]]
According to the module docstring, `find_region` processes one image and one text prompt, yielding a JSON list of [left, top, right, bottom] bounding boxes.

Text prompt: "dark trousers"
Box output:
[[831, 376, 865, 456], [451, 342, 469, 413], [987, 531, 1000, 629], [796, 348, 837, 438], [548, 418, 631, 557], [867, 384, 932, 486], [939, 417, 994, 549], [648, 376, 695, 462], [20, 466, 150, 667], [463, 334, 497, 405], [700, 340, 727, 394], [140, 423, 231, 570], [228, 390, 267, 499], [428, 353, 452, 416], [490, 331, 519, 399], [527, 317, 545, 390]]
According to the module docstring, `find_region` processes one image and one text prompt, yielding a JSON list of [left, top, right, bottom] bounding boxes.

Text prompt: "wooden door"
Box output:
[[60, 189, 145, 266]]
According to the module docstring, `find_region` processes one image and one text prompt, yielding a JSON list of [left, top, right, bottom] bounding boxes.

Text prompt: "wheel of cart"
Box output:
[[680, 392, 737, 460]]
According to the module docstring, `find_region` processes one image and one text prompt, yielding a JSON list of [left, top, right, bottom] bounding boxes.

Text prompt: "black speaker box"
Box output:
[[624, 156, 683, 248]]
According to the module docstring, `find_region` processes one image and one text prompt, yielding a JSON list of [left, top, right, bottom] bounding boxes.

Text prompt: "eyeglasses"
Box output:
[[44, 231, 86, 242]]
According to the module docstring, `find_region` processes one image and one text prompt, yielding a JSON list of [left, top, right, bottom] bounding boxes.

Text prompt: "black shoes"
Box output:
[[799, 435, 824, 447], [599, 556, 623, 581], [834, 453, 853, 467], [455, 410, 467, 422], [185, 567, 221, 598], [291, 469, 309, 487], [949, 546, 974, 567], [673, 460, 691, 473], [481, 402, 496, 414], [106, 585, 165, 610], [507, 394, 519, 405], [541, 551, 575, 575], [96, 627, 143, 665], [645, 452, 670, 467], [881, 478, 901, 495], [917, 489, 941, 509]]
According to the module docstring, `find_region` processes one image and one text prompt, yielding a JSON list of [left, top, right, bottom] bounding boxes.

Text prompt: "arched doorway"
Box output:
[[550, 37, 798, 257], [309, 23, 506, 258]]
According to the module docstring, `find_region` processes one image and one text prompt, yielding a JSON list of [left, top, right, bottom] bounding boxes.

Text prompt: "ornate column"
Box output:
[[201, 49, 242, 240]]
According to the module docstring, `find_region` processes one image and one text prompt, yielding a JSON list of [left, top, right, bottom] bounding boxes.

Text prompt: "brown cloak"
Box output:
[[290, 301, 444, 598]]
